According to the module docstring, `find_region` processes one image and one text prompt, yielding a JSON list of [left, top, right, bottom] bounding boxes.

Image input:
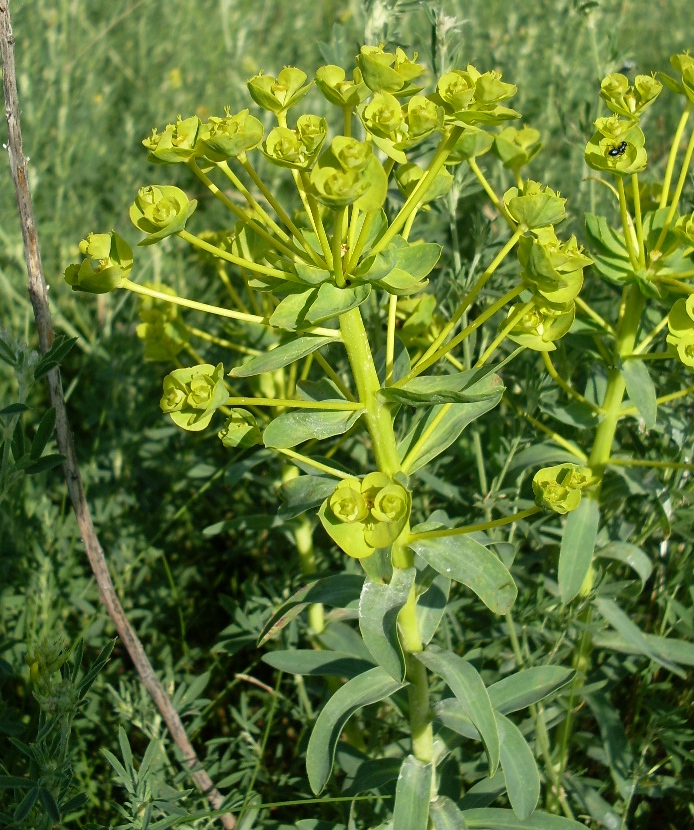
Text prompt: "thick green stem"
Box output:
[[338, 307, 401, 476]]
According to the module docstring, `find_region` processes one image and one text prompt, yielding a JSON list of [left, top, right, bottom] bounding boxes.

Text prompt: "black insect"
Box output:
[[607, 141, 628, 157]]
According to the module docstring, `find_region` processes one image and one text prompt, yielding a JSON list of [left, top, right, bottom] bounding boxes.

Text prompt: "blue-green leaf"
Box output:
[[305, 283, 371, 325], [416, 648, 500, 774], [306, 666, 405, 793], [262, 649, 373, 677], [430, 795, 468, 829], [230, 336, 334, 377], [392, 755, 433, 830], [259, 573, 364, 645], [398, 396, 503, 474], [359, 568, 415, 681], [408, 535, 516, 615], [380, 367, 503, 407], [487, 666, 574, 714], [496, 713, 540, 819], [620, 357, 656, 428], [593, 597, 686, 678], [558, 495, 600, 603], [462, 807, 589, 829], [263, 408, 363, 449], [417, 572, 451, 645]]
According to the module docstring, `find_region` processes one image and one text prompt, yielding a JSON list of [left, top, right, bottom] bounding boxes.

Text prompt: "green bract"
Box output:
[[142, 115, 201, 164], [503, 181, 566, 229], [667, 296, 694, 370], [318, 473, 411, 559], [197, 109, 264, 161], [600, 73, 662, 118], [314, 65, 369, 108], [493, 125, 542, 171], [160, 363, 227, 432], [356, 45, 425, 95], [135, 283, 189, 361], [218, 408, 262, 449], [247, 66, 312, 114], [507, 301, 575, 351], [446, 125, 494, 163], [129, 185, 197, 245], [262, 116, 327, 170], [533, 464, 593, 514], [584, 117, 647, 175], [64, 231, 133, 294], [519, 227, 592, 305]]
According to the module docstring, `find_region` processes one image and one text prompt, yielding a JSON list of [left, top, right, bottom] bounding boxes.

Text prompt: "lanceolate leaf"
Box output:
[[306, 667, 405, 794], [230, 336, 334, 377], [462, 808, 588, 829], [496, 713, 540, 820], [398, 395, 503, 473], [380, 367, 503, 407], [430, 795, 468, 829], [408, 535, 516, 615], [416, 649, 500, 774], [417, 572, 451, 645], [620, 357, 657, 428], [259, 574, 364, 645], [593, 631, 694, 666], [593, 597, 686, 678], [392, 755, 433, 830], [487, 666, 574, 714], [263, 408, 363, 449], [262, 649, 373, 677], [594, 542, 653, 587], [359, 568, 415, 681], [558, 495, 600, 603]]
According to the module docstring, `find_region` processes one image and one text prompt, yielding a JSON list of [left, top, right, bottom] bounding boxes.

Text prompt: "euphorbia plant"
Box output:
[[65, 44, 694, 829]]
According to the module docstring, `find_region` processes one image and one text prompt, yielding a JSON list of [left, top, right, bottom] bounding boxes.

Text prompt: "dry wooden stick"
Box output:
[[0, 4, 235, 827]]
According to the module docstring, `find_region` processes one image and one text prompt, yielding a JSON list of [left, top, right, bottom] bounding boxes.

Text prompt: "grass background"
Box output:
[[1, 1, 693, 828]]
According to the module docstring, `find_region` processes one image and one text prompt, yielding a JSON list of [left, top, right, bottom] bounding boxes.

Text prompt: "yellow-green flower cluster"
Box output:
[[431, 65, 519, 125], [64, 231, 133, 294], [218, 409, 262, 449], [492, 125, 542, 171], [600, 73, 662, 118], [315, 65, 369, 107], [359, 92, 444, 157], [503, 181, 566, 230], [584, 116, 647, 176], [355, 45, 425, 95], [506, 302, 575, 352], [309, 137, 387, 210], [262, 115, 327, 170], [160, 363, 228, 432], [135, 283, 189, 361], [661, 53, 694, 103], [318, 473, 411, 559], [533, 464, 593, 514], [667, 296, 694, 370], [247, 66, 312, 114]]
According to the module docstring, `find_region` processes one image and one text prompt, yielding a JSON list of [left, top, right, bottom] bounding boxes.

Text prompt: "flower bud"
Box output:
[[198, 109, 264, 161], [533, 463, 593, 514], [433, 65, 518, 125], [129, 185, 197, 244], [674, 212, 694, 246], [247, 66, 312, 114], [403, 95, 444, 143], [503, 181, 566, 229], [315, 65, 370, 108], [160, 363, 227, 431], [666, 52, 694, 103], [218, 409, 262, 449], [142, 115, 201, 164], [64, 231, 133, 293]]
